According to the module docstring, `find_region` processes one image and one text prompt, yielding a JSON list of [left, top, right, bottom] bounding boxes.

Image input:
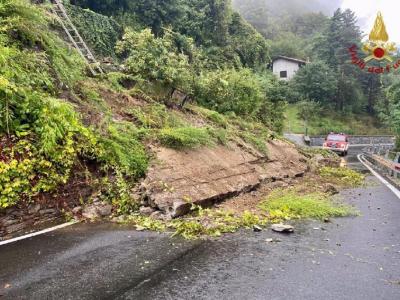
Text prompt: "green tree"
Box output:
[[116, 28, 192, 96], [378, 81, 400, 149], [270, 32, 307, 60], [293, 61, 337, 105], [258, 78, 289, 133], [297, 100, 321, 123], [228, 12, 270, 69], [71, 0, 270, 70], [72, 0, 185, 35], [313, 8, 365, 112]]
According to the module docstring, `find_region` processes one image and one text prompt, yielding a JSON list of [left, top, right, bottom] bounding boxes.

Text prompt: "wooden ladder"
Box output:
[[50, 0, 104, 76]]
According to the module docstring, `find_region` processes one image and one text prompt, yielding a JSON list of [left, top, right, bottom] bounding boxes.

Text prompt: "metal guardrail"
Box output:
[[364, 144, 396, 157], [309, 135, 395, 147], [363, 146, 400, 185]]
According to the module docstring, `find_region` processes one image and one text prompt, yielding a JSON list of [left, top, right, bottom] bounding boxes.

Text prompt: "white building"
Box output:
[[272, 56, 307, 81]]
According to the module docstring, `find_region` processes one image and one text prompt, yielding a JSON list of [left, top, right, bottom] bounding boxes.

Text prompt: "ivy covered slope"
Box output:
[[0, 0, 289, 214]]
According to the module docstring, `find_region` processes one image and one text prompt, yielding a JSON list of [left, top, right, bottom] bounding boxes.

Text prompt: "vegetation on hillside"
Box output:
[[71, 0, 270, 70], [0, 0, 393, 218], [0, 0, 285, 210], [233, 1, 394, 138]]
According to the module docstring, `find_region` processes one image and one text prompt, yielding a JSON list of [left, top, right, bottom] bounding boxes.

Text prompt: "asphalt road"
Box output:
[[1, 147, 400, 299]]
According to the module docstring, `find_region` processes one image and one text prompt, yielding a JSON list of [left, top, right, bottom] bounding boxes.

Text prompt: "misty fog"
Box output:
[[232, 0, 343, 16]]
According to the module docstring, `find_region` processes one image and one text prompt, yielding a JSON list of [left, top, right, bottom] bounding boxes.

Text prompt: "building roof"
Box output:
[[272, 55, 307, 65]]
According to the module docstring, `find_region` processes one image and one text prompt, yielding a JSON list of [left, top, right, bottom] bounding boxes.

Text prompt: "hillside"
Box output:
[[0, 0, 315, 237]]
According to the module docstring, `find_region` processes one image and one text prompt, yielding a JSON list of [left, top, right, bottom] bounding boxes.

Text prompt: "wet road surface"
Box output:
[[1, 147, 400, 299]]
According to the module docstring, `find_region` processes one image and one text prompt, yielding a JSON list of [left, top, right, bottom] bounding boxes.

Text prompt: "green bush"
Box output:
[[240, 132, 268, 154], [97, 122, 148, 178], [129, 103, 186, 129], [116, 28, 192, 92], [196, 68, 264, 116], [107, 72, 137, 91]]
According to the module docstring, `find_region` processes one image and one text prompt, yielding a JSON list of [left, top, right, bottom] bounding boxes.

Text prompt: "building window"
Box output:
[[280, 71, 287, 78]]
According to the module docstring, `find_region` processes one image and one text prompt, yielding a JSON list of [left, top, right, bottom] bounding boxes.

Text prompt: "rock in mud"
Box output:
[[111, 215, 126, 223], [253, 225, 263, 232], [271, 224, 294, 233], [324, 183, 339, 195], [82, 206, 100, 220], [28, 204, 41, 214], [150, 211, 166, 220], [139, 206, 155, 216], [97, 204, 113, 217], [72, 206, 82, 215], [135, 225, 146, 231]]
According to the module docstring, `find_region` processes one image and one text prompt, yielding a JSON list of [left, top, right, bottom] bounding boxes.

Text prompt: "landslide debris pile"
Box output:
[[0, 0, 316, 233]]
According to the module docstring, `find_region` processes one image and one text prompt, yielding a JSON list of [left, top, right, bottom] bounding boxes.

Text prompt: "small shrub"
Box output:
[[107, 72, 137, 91], [129, 103, 186, 129], [209, 128, 229, 145], [158, 127, 212, 149], [240, 211, 267, 228], [125, 215, 167, 232], [98, 172, 139, 214], [97, 122, 148, 177], [196, 68, 264, 117], [207, 111, 228, 127], [171, 220, 206, 240], [240, 132, 268, 155], [192, 106, 228, 128]]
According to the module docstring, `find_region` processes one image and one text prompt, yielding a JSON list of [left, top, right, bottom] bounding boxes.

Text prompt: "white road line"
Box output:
[[358, 154, 400, 199], [0, 221, 78, 246]]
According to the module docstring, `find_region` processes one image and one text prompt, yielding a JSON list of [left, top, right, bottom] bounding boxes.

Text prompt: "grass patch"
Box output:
[[158, 127, 213, 149], [285, 103, 391, 135], [129, 103, 187, 129], [125, 215, 167, 231], [259, 190, 356, 222], [209, 128, 229, 145], [189, 106, 228, 128], [319, 167, 365, 187], [239, 132, 268, 154]]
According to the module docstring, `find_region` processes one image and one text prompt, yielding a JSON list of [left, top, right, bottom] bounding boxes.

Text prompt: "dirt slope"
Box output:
[[142, 139, 308, 218]]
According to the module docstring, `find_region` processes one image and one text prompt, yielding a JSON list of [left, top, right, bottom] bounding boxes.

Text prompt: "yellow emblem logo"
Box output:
[[362, 12, 396, 62]]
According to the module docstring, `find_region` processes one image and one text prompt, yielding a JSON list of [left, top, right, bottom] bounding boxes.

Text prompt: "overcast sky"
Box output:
[[341, 0, 400, 42]]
